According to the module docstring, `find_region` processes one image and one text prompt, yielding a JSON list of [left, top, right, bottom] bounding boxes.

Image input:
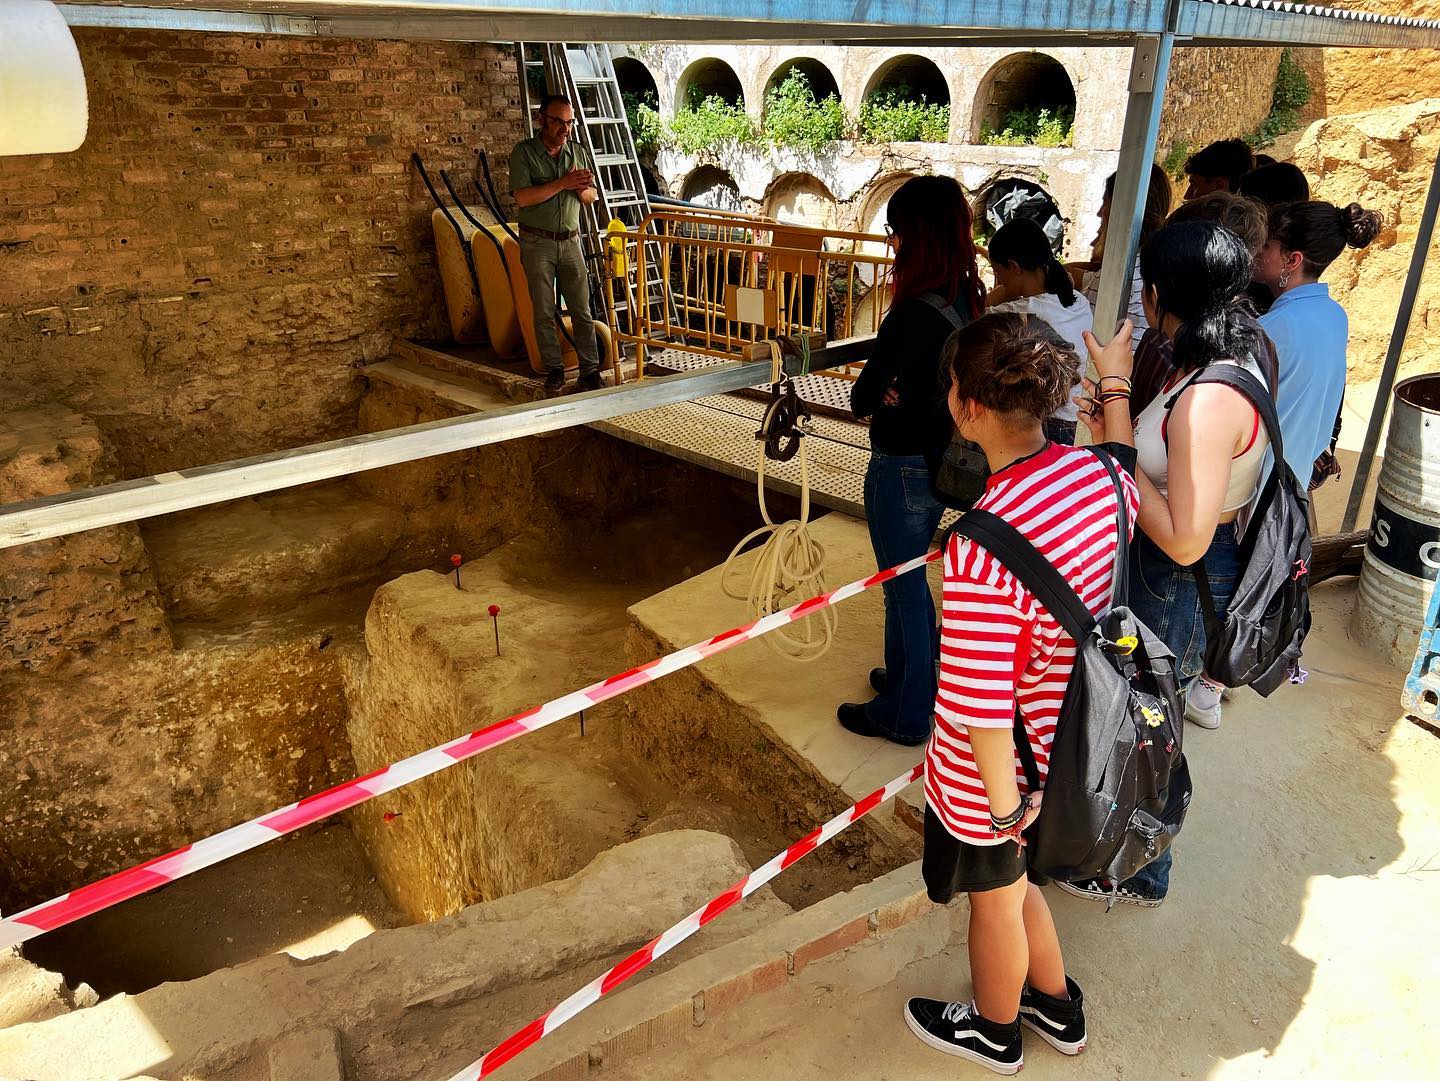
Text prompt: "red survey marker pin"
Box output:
[[451, 553, 463, 589], [488, 604, 502, 656]]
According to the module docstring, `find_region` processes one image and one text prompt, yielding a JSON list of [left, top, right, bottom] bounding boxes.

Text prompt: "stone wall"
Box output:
[[0, 406, 172, 673], [1158, 47, 1285, 174], [0, 29, 524, 480]]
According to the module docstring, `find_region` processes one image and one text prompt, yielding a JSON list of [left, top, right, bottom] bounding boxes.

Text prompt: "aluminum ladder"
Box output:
[[517, 41, 674, 338]]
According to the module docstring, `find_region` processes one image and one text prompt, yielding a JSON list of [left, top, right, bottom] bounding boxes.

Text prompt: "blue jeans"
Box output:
[[863, 451, 945, 743], [1121, 522, 1241, 897]]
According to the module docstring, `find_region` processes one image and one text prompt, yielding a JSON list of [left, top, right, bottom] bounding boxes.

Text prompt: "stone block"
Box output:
[[268, 1028, 344, 1081]]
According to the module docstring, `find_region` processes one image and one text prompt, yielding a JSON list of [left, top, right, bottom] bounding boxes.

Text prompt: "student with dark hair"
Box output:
[[1251, 199, 1383, 565], [1062, 221, 1271, 907], [1253, 153, 1278, 168], [1238, 161, 1311, 207], [1068, 164, 1173, 351], [1183, 138, 1255, 200], [903, 311, 1139, 1074], [986, 218, 1094, 444], [842, 176, 987, 747], [1132, 192, 1274, 412]]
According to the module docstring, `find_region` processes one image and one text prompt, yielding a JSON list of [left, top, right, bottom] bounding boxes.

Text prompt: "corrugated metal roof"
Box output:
[[54, 0, 1440, 49]]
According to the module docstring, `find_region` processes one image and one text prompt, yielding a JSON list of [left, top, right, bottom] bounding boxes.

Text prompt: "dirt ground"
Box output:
[[11, 469, 853, 998], [21, 825, 403, 998]]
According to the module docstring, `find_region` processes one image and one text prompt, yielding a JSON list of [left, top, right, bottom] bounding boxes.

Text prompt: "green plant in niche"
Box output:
[[623, 89, 663, 156], [858, 85, 951, 143], [669, 88, 756, 155], [979, 105, 1074, 148], [1246, 49, 1312, 148], [762, 69, 847, 152]]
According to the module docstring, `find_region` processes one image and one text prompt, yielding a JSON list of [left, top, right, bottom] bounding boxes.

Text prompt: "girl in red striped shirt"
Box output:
[[904, 311, 1139, 1074]]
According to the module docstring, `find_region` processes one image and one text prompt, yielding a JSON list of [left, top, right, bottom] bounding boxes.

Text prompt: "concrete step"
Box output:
[[140, 480, 403, 626]]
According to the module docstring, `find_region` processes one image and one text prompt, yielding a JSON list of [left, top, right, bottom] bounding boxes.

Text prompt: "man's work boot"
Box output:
[[543, 368, 566, 396], [576, 371, 603, 392]]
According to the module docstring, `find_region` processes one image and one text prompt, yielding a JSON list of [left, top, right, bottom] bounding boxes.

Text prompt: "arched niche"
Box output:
[[762, 57, 841, 106], [676, 56, 744, 112], [680, 165, 743, 212], [971, 52, 1076, 143]]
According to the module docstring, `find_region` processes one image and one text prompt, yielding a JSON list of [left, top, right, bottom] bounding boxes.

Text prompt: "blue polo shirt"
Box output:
[[1259, 283, 1349, 480]]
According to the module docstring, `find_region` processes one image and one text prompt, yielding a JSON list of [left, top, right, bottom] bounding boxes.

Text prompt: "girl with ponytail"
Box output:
[[986, 218, 1094, 444], [1064, 220, 1271, 909], [1252, 199, 1382, 490]]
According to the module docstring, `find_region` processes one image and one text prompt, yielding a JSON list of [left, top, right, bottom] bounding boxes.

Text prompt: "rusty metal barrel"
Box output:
[[1353, 374, 1440, 665]]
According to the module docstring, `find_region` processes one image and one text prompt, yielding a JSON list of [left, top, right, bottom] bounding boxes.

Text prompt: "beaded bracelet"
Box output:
[[989, 793, 1031, 835], [1099, 375, 1133, 390]]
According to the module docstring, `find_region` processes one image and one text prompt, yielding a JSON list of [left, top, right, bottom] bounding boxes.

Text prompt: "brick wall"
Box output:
[[0, 30, 524, 478]]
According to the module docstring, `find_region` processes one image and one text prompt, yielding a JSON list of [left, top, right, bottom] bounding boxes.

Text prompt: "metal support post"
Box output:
[[1091, 31, 1174, 342], [1341, 142, 1440, 532], [0, 339, 873, 549]]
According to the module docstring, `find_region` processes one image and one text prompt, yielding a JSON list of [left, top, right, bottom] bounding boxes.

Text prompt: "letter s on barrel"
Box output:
[[1367, 497, 1440, 581]]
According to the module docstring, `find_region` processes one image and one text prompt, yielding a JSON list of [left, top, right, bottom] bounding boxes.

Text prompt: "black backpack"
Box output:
[[917, 292, 989, 510], [952, 449, 1191, 885], [1165, 366, 1313, 695]]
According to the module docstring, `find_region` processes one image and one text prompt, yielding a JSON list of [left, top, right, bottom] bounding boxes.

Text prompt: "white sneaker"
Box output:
[[1183, 689, 1223, 730]]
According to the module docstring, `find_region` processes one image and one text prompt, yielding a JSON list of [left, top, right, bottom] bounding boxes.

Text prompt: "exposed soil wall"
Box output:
[[344, 562, 647, 923], [1291, 101, 1440, 383], [0, 626, 358, 913], [620, 621, 918, 906], [1296, 2, 1440, 116], [0, 29, 524, 478]]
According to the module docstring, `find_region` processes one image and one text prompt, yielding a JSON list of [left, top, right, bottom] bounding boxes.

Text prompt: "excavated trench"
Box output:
[[9, 383, 893, 1007]]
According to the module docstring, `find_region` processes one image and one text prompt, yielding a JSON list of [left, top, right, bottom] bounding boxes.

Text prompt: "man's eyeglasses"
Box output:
[[542, 114, 577, 129]]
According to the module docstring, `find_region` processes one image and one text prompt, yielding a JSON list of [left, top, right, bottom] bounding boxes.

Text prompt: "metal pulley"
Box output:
[[758, 378, 811, 463]]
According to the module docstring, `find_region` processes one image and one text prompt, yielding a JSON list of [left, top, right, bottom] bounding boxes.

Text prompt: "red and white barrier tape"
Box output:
[[0, 550, 939, 950], [448, 762, 925, 1080]]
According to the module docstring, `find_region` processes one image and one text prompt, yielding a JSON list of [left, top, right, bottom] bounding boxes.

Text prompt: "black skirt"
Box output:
[[921, 807, 1049, 903]]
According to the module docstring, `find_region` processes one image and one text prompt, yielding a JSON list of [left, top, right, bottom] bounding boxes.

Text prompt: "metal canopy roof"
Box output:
[[55, 0, 1440, 49]]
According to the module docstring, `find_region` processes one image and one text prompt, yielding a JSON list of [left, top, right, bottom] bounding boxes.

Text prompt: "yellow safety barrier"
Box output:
[[602, 208, 897, 381]]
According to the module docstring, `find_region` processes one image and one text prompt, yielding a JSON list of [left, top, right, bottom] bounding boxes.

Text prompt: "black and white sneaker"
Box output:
[[903, 998, 1023, 1075], [1055, 876, 1164, 908], [1020, 976, 1087, 1055]]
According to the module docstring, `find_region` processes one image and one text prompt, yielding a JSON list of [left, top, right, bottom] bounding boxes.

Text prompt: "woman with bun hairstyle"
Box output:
[[1061, 221, 1271, 908], [1252, 200, 1383, 498], [842, 175, 987, 747], [903, 310, 1138, 1074], [985, 218, 1094, 444]]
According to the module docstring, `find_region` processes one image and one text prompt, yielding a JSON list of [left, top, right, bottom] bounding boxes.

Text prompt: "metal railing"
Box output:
[[602, 209, 896, 379]]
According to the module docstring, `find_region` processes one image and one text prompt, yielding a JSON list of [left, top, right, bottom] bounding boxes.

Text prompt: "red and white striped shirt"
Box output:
[[925, 443, 1140, 844]]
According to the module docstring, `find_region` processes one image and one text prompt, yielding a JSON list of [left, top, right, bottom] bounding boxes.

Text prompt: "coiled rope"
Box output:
[[720, 339, 835, 662]]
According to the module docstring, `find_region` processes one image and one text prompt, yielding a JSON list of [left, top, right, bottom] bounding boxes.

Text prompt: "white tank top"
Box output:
[[1133, 359, 1270, 513]]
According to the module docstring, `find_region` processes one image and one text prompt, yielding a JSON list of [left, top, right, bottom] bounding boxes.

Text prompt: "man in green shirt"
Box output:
[[509, 94, 602, 395]]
